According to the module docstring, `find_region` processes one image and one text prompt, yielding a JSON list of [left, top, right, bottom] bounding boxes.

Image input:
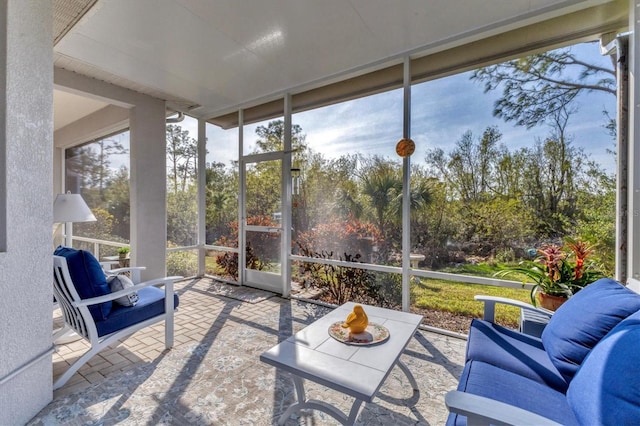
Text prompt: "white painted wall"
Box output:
[[0, 1, 54, 424]]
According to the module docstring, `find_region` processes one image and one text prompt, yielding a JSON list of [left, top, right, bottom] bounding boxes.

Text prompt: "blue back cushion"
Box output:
[[54, 246, 112, 321], [541, 278, 640, 383], [567, 310, 640, 424]]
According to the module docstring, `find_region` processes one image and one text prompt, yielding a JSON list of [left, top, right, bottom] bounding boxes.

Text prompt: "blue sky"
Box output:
[[200, 41, 616, 174]]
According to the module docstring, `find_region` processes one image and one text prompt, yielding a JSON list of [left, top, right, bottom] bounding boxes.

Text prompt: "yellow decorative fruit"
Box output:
[[396, 138, 415, 157], [341, 304, 369, 334]]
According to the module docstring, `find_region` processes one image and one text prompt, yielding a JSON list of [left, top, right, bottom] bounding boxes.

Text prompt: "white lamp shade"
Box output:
[[53, 193, 97, 223]]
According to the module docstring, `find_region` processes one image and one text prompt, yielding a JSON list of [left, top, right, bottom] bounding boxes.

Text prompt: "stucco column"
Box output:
[[129, 99, 167, 280], [0, 0, 54, 424], [627, 0, 640, 293]]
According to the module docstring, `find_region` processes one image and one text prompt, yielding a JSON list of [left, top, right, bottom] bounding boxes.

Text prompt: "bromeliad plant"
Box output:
[[495, 238, 603, 306]]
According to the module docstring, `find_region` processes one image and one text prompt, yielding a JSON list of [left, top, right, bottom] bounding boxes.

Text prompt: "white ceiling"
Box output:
[[52, 0, 614, 130]]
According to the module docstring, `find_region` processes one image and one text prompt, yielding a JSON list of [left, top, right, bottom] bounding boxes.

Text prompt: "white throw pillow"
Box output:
[[107, 275, 139, 307]]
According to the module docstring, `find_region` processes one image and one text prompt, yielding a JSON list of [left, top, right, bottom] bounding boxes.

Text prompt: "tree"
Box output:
[[253, 121, 307, 155], [245, 120, 308, 218], [166, 124, 198, 194], [357, 156, 432, 262], [574, 170, 616, 274], [471, 45, 616, 128], [425, 105, 608, 252], [359, 156, 402, 241], [206, 161, 237, 244], [468, 44, 616, 262], [103, 166, 131, 240], [75, 208, 117, 242], [65, 145, 104, 204], [455, 198, 535, 255], [426, 126, 503, 201], [65, 137, 131, 242], [167, 185, 198, 246], [520, 105, 593, 237], [409, 170, 453, 267], [492, 147, 527, 198], [327, 155, 361, 221], [95, 137, 127, 197], [292, 151, 353, 235]]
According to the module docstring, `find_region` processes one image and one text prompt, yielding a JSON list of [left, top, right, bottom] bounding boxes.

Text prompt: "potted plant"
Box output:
[[117, 246, 131, 268], [117, 246, 130, 260], [495, 238, 603, 310]]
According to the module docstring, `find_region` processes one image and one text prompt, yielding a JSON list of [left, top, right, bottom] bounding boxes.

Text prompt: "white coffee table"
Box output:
[[260, 302, 423, 425]]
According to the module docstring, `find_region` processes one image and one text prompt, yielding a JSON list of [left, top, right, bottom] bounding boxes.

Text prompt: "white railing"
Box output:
[[289, 254, 533, 290], [70, 236, 531, 291], [70, 236, 129, 260]]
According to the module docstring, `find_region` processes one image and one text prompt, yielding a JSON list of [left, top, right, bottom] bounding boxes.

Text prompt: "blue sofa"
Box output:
[[446, 278, 640, 425]]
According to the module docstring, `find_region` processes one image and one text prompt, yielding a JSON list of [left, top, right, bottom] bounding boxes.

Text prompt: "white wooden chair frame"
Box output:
[[445, 390, 562, 425], [474, 295, 553, 326], [52, 255, 181, 390]]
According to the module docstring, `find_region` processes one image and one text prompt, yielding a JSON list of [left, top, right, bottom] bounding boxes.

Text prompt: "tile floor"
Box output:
[[35, 277, 467, 425]]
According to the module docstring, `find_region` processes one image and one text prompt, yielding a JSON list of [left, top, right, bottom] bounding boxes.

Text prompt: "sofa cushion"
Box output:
[[95, 286, 179, 337], [466, 319, 568, 392], [541, 278, 640, 384], [567, 310, 640, 425], [54, 246, 112, 321], [446, 360, 578, 426]]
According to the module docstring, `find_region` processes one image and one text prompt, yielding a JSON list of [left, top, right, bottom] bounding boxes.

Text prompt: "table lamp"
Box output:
[[53, 192, 96, 247], [52, 192, 97, 344]]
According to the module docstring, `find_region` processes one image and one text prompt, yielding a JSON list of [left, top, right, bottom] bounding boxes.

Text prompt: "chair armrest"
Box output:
[[445, 391, 562, 426], [107, 266, 146, 275], [75, 276, 183, 307], [474, 295, 553, 323]]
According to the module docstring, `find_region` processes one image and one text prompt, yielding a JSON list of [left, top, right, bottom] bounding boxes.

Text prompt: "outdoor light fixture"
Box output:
[[53, 192, 96, 247], [291, 168, 301, 196]]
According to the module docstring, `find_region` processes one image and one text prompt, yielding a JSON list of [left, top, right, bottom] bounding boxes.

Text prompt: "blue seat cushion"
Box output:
[[95, 286, 179, 337], [567, 310, 640, 425], [541, 278, 640, 383], [466, 319, 567, 392], [54, 246, 112, 321], [446, 360, 578, 426]]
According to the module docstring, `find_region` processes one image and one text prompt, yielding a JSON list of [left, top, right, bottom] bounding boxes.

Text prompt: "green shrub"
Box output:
[[296, 218, 384, 305], [215, 243, 263, 280], [166, 249, 198, 277]]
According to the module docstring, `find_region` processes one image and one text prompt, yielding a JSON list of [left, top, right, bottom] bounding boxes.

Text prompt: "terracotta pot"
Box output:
[[537, 292, 567, 311]]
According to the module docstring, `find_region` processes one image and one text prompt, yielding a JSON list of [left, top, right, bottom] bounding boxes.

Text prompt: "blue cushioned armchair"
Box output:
[[52, 247, 182, 390], [446, 278, 640, 425]]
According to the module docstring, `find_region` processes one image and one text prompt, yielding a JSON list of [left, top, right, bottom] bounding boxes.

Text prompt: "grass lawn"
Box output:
[[411, 277, 532, 328]]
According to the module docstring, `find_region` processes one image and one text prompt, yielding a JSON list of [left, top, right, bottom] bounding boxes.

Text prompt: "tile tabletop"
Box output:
[[260, 302, 423, 402]]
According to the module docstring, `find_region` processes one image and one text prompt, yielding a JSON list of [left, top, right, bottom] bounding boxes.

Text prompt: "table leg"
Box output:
[[278, 374, 364, 425], [397, 359, 419, 391]]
